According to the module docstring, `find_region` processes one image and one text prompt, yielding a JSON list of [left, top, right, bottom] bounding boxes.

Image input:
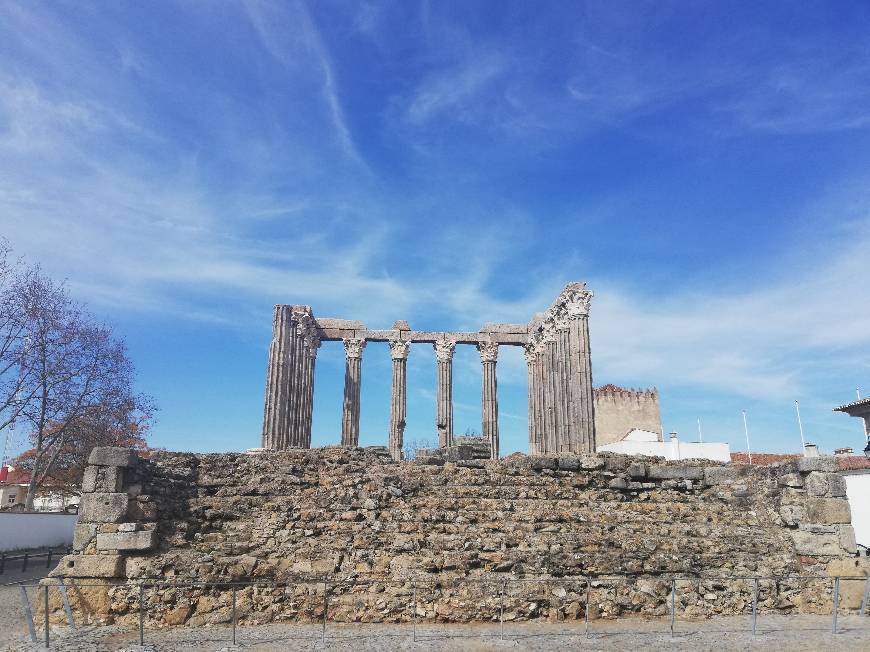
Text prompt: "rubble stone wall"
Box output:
[[48, 447, 867, 626]]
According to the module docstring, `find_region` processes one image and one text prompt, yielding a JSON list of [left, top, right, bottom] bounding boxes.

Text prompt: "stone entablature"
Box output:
[[49, 447, 865, 627], [261, 283, 597, 458]]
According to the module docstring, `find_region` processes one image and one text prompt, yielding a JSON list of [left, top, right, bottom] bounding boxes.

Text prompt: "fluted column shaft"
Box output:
[[388, 340, 410, 461], [478, 342, 499, 459], [434, 340, 456, 448], [525, 346, 542, 455], [341, 339, 366, 447], [261, 305, 292, 449], [569, 313, 595, 452]]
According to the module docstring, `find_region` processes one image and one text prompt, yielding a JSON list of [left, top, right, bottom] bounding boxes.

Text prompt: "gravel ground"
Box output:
[[3, 616, 869, 651]]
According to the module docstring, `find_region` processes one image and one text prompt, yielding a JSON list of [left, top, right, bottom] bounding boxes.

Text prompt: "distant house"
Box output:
[[0, 467, 30, 510], [0, 466, 80, 512], [597, 428, 731, 462], [838, 454, 870, 553]]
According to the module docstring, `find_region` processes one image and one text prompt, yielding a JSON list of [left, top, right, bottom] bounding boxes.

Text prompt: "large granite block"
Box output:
[[82, 465, 123, 493], [80, 492, 129, 523], [51, 554, 124, 578], [87, 447, 138, 467], [805, 498, 851, 524], [96, 528, 158, 552]]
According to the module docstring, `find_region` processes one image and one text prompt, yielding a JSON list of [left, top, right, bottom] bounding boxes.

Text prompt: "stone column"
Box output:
[[434, 340, 456, 448], [261, 305, 292, 450], [478, 341, 499, 459], [261, 305, 316, 450], [524, 344, 541, 455], [298, 321, 320, 449], [340, 338, 366, 447], [565, 287, 595, 452], [388, 340, 411, 461]]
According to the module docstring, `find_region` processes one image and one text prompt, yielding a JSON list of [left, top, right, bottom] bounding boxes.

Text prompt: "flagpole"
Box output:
[[794, 400, 806, 453], [697, 417, 703, 443], [742, 410, 753, 465]]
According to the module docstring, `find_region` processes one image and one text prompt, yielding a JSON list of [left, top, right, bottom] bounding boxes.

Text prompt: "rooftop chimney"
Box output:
[[803, 443, 819, 458]]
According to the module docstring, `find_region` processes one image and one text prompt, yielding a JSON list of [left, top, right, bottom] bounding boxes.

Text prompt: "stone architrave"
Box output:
[[434, 340, 456, 448], [341, 338, 367, 447], [388, 340, 411, 460], [477, 341, 500, 459]]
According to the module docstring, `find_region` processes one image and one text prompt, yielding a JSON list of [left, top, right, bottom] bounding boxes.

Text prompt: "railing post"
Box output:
[[232, 585, 237, 646], [584, 578, 590, 639], [670, 579, 675, 637], [752, 578, 758, 635], [322, 580, 328, 644], [0, 551, 5, 574], [139, 583, 145, 646], [43, 584, 49, 649], [22, 552, 29, 573], [46, 550, 52, 569], [412, 580, 417, 643], [19, 586, 37, 643], [499, 579, 506, 641], [832, 577, 840, 635], [861, 576, 870, 616]]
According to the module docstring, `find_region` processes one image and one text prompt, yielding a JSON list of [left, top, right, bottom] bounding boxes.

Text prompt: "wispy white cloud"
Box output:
[[243, 0, 370, 170]]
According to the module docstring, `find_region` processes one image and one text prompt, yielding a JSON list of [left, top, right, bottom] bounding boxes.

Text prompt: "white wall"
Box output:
[[597, 439, 732, 463], [844, 472, 870, 548], [0, 513, 77, 552]]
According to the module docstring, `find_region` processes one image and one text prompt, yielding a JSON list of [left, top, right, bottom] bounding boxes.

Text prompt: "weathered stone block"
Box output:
[[627, 463, 647, 479], [73, 524, 98, 551], [648, 465, 704, 481], [531, 457, 557, 470], [128, 496, 157, 521], [608, 477, 628, 490], [82, 465, 123, 493], [51, 554, 124, 578], [839, 525, 857, 554], [80, 493, 129, 523], [579, 455, 604, 470], [778, 504, 805, 526], [805, 498, 851, 524], [703, 467, 740, 485], [828, 474, 847, 497], [777, 473, 803, 488], [96, 529, 158, 552], [87, 447, 138, 467], [790, 530, 842, 556], [804, 472, 829, 496], [826, 558, 870, 608], [558, 455, 580, 471], [796, 457, 837, 473]]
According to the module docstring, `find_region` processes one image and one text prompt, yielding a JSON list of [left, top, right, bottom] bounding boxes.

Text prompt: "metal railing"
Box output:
[[13, 573, 870, 649], [0, 546, 71, 575]]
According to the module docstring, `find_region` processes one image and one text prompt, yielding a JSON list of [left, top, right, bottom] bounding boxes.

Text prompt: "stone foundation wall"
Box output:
[[46, 446, 866, 626]]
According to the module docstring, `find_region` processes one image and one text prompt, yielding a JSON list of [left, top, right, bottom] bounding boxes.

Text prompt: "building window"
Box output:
[[8, 494, 16, 504]]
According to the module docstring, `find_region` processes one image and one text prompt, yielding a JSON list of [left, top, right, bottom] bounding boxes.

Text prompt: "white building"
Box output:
[[597, 429, 731, 463]]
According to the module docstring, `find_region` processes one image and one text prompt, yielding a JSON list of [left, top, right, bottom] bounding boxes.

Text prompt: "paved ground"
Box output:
[[3, 565, 869, 650], [3, 616, 869, 651]]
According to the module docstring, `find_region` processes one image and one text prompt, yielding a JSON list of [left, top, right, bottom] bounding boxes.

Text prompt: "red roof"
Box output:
[[0, 468, 31, 485], [837, 456, 870, 471], [730, 452, 801, 465]]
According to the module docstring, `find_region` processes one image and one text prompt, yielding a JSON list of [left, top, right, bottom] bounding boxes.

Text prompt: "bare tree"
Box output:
[[0, 242, 38, 436], [8, 266, 149, 509]]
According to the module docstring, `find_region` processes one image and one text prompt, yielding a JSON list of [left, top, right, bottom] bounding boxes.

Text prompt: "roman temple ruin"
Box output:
[[261, 282, 596, 459]]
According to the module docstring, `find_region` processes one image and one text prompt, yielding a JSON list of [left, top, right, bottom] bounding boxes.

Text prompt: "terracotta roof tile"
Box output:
[[837, 455, 870, 471], [730, 452, 801, 465]]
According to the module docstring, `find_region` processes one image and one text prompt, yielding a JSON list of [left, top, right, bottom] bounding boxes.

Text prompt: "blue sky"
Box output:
[[2, 1, 870, 457]]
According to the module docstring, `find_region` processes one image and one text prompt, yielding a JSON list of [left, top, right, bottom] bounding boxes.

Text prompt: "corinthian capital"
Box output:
[[343, 338, 367, 359], [564, 287, 593, 319], [523, 344, 538, 365], [388, 339, 411, 360], [477, 341, 498, 363], [433, 340, 456, 362]]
